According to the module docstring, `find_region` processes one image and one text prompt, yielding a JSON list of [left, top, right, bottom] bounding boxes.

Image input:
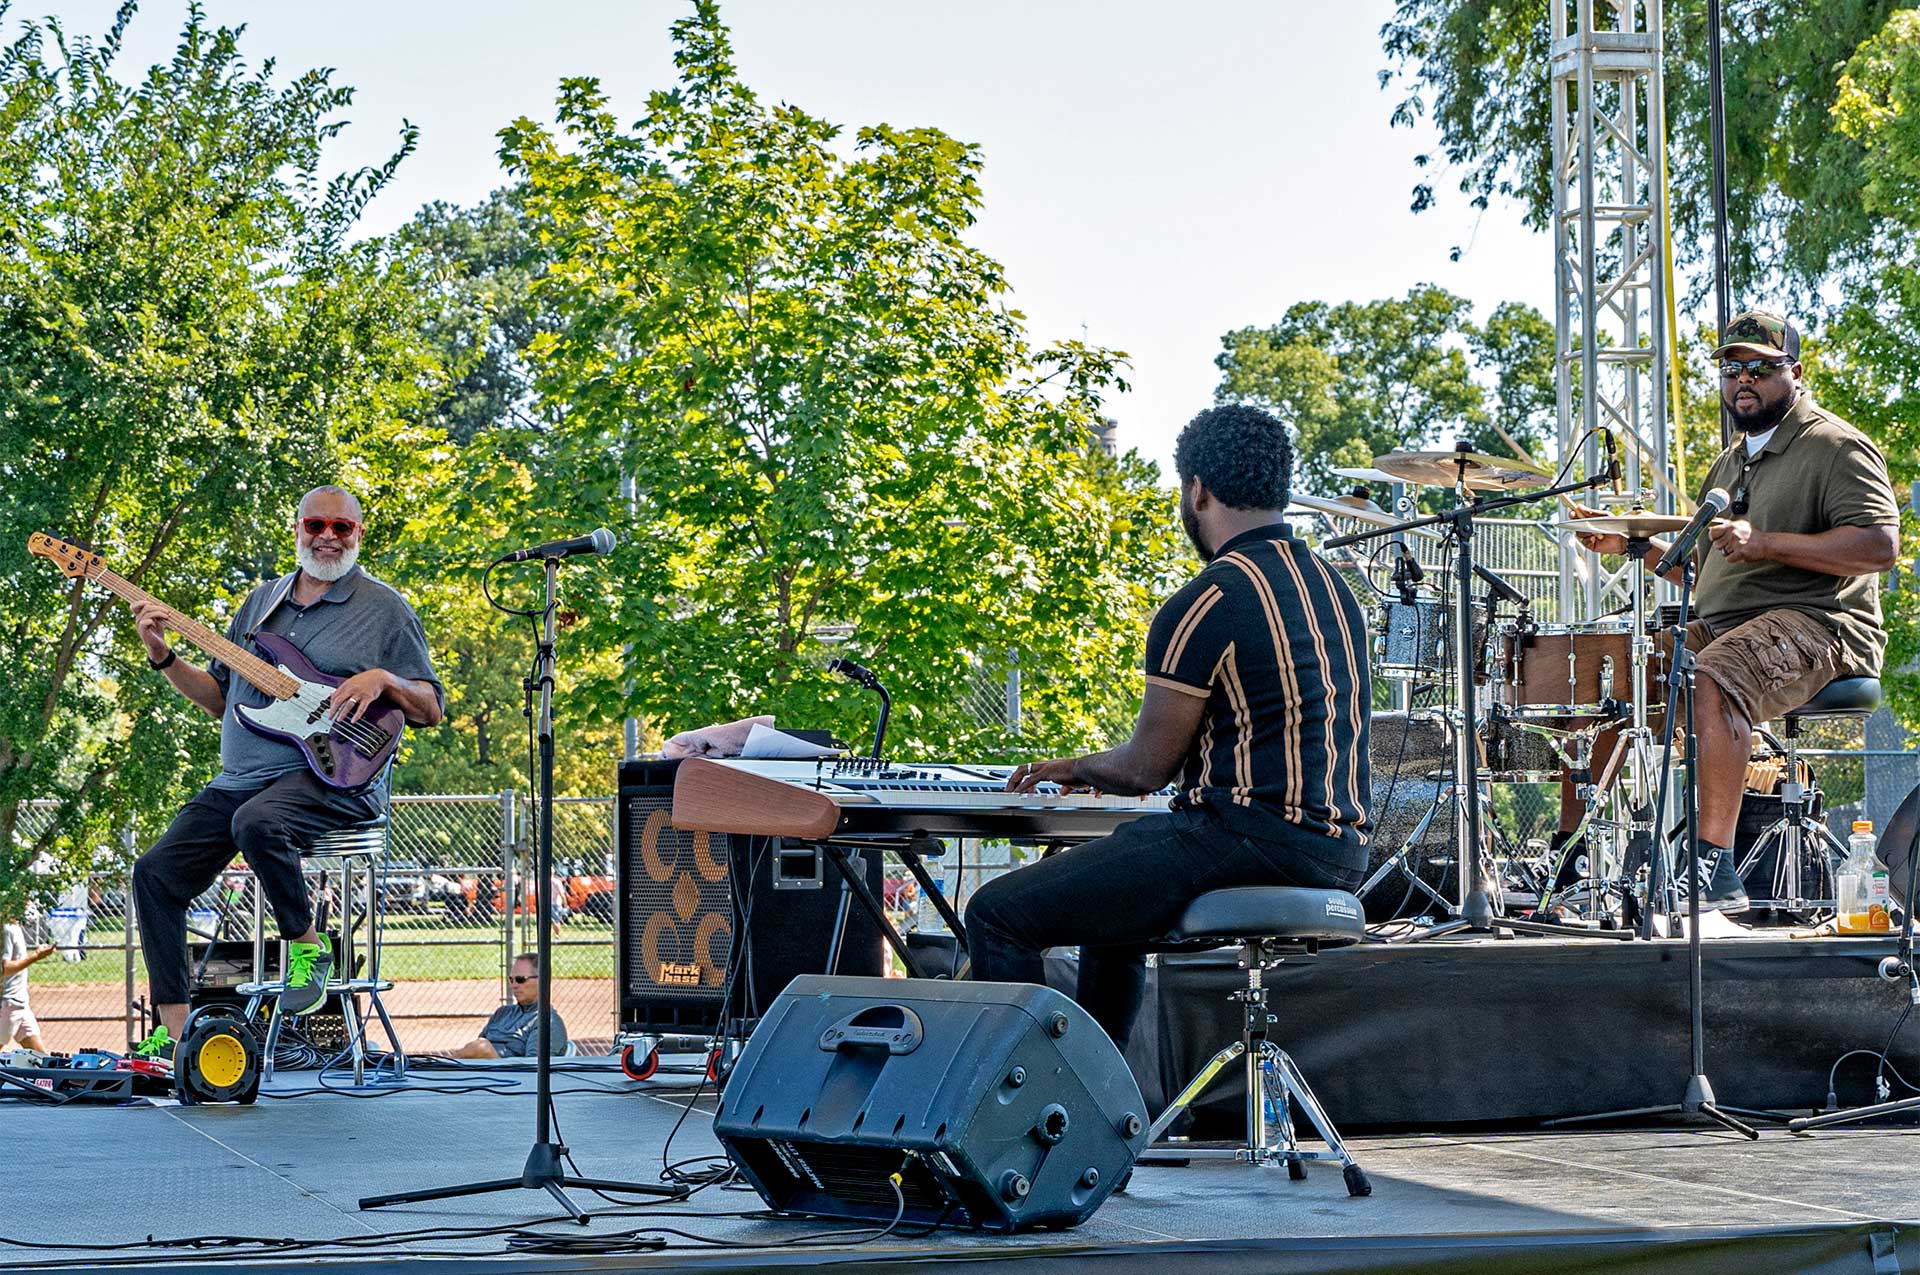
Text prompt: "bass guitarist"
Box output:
[[126, 486, 443, 1061]]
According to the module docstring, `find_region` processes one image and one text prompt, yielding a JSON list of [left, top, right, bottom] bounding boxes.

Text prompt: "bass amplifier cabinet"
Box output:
[[616, 760, 885, 1038], [713, 975, 1147, 1232]]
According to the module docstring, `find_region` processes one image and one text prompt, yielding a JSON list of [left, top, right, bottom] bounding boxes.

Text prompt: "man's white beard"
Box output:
[[298, 543, 359, 582]]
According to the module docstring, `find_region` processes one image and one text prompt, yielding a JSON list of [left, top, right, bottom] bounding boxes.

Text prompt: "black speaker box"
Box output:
[[615, 761, 884, 1037], [713, 975, 1148, 1232]]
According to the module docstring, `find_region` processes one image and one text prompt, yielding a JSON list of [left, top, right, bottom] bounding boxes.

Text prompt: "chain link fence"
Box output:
[[8, 710, 1916, 1057], [11, 792, 622, 1057]]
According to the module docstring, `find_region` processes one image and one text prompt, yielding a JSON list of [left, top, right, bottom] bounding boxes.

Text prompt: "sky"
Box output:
[[13, 0, 1556, 479]]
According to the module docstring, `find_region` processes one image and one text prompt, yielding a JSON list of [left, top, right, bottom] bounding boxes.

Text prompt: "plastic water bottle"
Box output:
[[1837, 820, 1877, 934]]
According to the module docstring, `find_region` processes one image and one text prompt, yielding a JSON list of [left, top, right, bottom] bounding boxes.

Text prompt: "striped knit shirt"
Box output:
[[1144, 522, 1372, 862]]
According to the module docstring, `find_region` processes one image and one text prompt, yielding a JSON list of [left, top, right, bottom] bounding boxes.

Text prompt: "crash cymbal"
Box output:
[[1370, 450, 1551, 491], [1551, 512, 1713, 538], [1330, 466, 1403, 485]]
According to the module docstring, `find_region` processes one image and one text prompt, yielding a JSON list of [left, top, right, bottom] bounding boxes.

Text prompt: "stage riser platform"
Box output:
[[1129, 936, 1911, 1131]]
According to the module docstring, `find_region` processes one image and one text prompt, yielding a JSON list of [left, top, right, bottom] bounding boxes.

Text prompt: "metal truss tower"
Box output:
[[1552, 0, 1674, 617]]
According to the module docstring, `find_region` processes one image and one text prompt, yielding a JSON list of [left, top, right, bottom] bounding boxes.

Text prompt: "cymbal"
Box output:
[[1370, 450, 1551, 490], [1289, 493, 1440, 537], [1551, 512, 1713, 537], [1330, 466, 1403, 485]]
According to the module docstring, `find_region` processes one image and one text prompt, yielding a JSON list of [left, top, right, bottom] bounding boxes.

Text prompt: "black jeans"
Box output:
[[132, 771, 379, 1006], [965, 808, 1363, 1051]]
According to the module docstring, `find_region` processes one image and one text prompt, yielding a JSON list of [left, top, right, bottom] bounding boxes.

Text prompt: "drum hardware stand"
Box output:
[[1787, 786, 1920, 1133], [363, 556, 689, 1220], [1547, 555, 1777, 1134], [1329, 444, 1626, 942], [1737, 731, 1841, 914]]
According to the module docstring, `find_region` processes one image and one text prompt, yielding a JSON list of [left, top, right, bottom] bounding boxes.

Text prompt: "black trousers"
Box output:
[[965, 808, 1363, 1051], [132, 771, 379, 1006]]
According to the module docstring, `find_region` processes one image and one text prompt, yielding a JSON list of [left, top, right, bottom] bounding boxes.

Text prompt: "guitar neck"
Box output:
[[89, 569, 298, 700]]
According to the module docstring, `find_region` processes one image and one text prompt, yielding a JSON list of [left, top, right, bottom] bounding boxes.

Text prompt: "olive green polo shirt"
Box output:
[[1693, 393, 1899, 676]]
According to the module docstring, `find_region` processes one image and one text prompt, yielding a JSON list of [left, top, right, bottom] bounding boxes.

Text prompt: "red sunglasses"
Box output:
[[300, 517, 360, 537]]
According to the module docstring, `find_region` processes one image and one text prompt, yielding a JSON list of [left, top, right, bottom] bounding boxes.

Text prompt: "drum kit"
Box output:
[[1309, 444, 1708, 935]]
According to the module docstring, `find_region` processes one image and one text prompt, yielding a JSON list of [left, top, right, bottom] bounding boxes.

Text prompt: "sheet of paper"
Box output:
[[739, 723, 843, 760]]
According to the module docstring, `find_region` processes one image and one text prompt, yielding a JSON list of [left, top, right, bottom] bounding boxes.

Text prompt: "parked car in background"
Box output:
[[380, 860, 431, 914], [562, 859, 616, 922]]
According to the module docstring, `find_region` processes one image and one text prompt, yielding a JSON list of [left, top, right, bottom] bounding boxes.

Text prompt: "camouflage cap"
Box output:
[[1712, 309, 1801, 361]]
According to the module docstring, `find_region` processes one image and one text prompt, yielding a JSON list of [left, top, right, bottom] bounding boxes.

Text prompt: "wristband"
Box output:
[[147, 648, 178, 671]]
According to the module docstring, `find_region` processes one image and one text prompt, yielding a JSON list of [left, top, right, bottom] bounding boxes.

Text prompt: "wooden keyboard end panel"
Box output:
[[671, 757, 841, 840]]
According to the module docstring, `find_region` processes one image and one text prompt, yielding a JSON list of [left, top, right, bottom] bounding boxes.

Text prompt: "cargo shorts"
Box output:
[[1683, 609, 1844, 726]]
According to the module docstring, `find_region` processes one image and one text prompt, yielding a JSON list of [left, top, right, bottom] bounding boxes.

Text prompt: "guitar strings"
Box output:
[[84, 562, 394, 761]]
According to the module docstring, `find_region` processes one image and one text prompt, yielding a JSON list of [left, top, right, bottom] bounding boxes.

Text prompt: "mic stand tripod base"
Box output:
[[359, 1141, 689, 1223], [362, 556, 691, 1223], [1542, 1074, 1770, 1138]]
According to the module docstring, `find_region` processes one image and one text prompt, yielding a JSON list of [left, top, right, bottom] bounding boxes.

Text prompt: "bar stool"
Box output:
[[1141, 885, 1372, 1196], [237, 815, 407, 1085], [1739, 676, 1882, 912]]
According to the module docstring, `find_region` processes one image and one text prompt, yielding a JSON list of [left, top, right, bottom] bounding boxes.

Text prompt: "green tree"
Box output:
[[1800, 13, 1920, 725], [1215, 286, 1543, 496], [0, 3, 434, 916], [1380, 0, 1900, 291], [497, 1, 1182, 760]]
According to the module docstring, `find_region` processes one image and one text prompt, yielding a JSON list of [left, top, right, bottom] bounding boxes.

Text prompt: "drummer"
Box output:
[[1572, 309, 1900, 911]]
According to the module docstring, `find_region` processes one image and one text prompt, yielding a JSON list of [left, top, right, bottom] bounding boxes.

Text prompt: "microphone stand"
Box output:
[[1548, 555, 1772, 1133], [363, 558, 688, 1221], [1328, 449, 1628, 943]]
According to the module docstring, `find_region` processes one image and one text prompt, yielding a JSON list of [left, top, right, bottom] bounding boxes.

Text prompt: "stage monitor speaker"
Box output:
[[615, 761, 884, 1038], [713, 975, 1147, 1232]]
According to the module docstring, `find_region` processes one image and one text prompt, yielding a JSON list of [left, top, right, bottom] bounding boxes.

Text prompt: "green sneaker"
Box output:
[[132, 1024, 174, 1064], [281, 935, 334, 1017]]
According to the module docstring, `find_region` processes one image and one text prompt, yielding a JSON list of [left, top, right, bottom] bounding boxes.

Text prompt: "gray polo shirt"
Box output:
[[480, 1001, 568, 1057], [207, 565, 443, 793]]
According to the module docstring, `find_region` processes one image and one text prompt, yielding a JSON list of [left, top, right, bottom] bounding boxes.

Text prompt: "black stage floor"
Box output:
[[7, 1062, 1920, 1272], [9, 934, 1920, 1274]]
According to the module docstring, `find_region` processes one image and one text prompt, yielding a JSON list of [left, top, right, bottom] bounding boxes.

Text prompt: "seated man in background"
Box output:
[[449, 952, 569, 1059]]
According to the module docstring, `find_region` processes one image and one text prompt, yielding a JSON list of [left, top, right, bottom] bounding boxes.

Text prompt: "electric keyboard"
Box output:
[[671, 757, 1174, 842]]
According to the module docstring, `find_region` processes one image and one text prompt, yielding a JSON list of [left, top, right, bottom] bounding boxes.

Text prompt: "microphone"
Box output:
[[827, 656, 882, 690], [1603, 427, 1623, 496], [1473, 563, 1528, 606], [827, 658, 890, 757], [1393, 540, 1425, 586], [496, 528, 616, 564], [1653, 488, 1730, 576]]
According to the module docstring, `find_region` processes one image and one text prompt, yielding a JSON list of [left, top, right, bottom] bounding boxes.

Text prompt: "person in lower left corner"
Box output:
[[449, 952, 569, 1059], [3, 911, 58, 1054]]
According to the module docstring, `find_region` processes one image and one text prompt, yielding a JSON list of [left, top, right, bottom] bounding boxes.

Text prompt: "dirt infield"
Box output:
[[23, 977, 621, 1057]]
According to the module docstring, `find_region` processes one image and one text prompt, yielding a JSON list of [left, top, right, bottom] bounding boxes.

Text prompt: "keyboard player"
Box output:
[[966, 404, 1372, 1051]]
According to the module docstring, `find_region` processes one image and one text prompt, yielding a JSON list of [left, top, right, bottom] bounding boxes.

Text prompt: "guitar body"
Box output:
[[235, 632, 404, 791]]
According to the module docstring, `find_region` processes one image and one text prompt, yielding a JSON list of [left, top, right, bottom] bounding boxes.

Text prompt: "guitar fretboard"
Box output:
[[88, 568, 298, 700]]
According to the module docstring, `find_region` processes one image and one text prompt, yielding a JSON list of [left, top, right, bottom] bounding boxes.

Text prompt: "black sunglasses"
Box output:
[[1718, 358, 1792, 379], [510, 974, 534, 983]]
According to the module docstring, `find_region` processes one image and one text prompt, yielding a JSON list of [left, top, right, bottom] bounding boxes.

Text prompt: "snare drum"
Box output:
[[1479, 713, 1566, 782], [1495, 622, 1662, 719], [1375, 596, 1446, 680], [1375, 597, 1494, 683]]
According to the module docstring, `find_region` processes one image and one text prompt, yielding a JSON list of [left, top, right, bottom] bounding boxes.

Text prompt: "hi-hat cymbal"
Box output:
[[1289, 493, 1441, 537], [1551, 512, 1713, 538], [1330, 466, 1403, 485], [1370, 450, 1551, 490]]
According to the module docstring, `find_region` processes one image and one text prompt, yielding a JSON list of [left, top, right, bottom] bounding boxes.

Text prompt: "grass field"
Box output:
[[29, 917, 618, 986]]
